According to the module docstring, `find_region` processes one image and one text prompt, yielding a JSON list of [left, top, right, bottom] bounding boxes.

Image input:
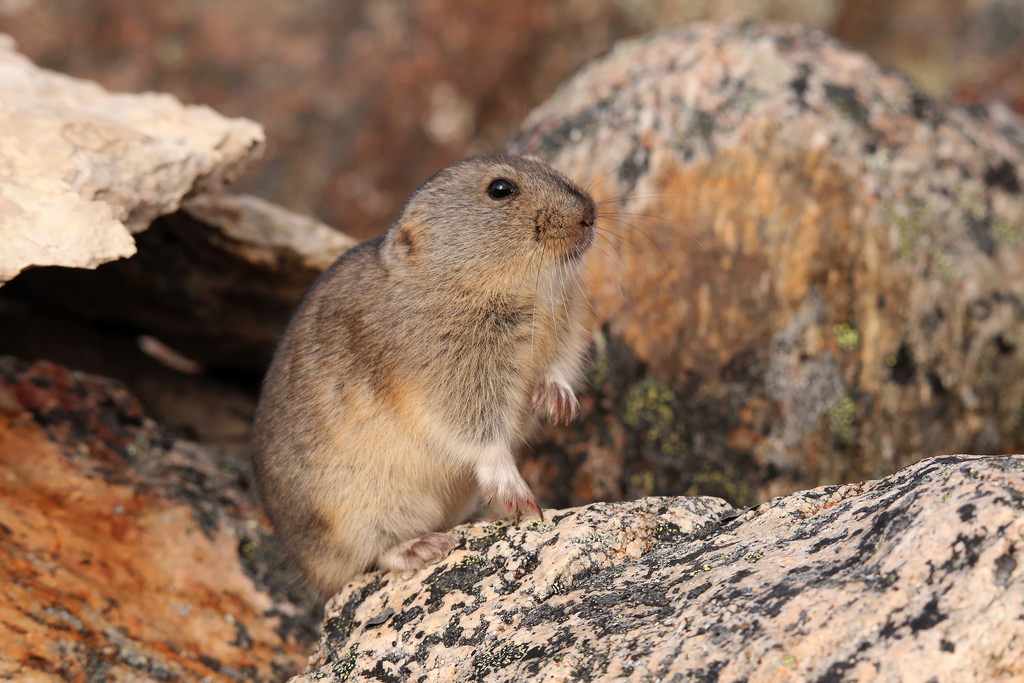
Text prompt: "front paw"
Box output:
[[532, 378, 579, 425]]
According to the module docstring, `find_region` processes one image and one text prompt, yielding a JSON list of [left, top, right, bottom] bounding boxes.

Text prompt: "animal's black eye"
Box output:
[[487, 178, 517, 199]]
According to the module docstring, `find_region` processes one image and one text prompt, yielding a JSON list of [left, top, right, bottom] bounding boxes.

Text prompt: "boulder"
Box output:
[[0, 34, 264, 283], [293, 454, 1024, 682], [0, 357, 318, 681], [509, 23, 1024, 505]]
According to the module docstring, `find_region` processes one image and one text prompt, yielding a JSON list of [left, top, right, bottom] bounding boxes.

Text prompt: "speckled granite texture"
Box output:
[[508, 22, 1024, 505], [295, 454, 1023, 682]]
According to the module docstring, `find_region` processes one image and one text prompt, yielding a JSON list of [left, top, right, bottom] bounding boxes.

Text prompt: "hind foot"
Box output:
[[378, 532, 459, 572]]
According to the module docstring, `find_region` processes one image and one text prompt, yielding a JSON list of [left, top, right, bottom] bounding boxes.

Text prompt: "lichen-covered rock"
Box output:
[[0, 34, 264, 283], [0, 357, 317, 681], [294, 454, 1024, 682], [509, 23, 1024, 504]]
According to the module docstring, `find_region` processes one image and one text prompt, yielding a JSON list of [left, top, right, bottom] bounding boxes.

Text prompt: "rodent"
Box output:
[[249, 154, 597, 597]]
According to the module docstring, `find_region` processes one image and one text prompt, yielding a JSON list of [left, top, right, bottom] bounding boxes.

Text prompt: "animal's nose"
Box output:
[[581, 201, 596, 228]]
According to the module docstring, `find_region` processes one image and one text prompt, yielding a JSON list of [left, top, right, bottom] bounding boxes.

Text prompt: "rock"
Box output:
[[0, 34, 264, 284], [0, 357, 318, 681], [508, 23, 1024, 504], [293, 454, 1024, 682], [2, 193, 355, 371]]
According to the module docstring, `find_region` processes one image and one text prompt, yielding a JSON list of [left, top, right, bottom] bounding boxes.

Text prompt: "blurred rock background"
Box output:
[[2, 0, 1022, 240], [1, 2, 1023, 679], [1, 0, 1022, 489]]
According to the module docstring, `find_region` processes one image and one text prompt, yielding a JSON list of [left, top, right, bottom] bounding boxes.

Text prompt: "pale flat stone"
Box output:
[[0, 34, 264, 283]]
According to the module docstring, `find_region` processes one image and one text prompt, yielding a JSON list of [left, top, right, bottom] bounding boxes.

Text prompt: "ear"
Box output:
[[391, 218, 421, 259]]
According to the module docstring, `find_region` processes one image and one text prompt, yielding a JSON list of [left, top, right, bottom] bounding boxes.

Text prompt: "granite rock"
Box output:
[[0, 34, 264, 283], [294, 454, 1024, 682], [509, 23, 1024, 504], [0, 357, 318, 681]]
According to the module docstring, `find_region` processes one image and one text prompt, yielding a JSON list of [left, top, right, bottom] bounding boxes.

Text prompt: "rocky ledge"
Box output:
[[296, 454, 1023, 682]]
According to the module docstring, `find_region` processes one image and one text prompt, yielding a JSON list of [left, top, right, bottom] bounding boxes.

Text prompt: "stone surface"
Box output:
[[0, 357, 318, 681], [0, 34, 264, 283], [508, 23, 1024, 505], [2, 193, 354, 371], [294, 454, 1024, 682]]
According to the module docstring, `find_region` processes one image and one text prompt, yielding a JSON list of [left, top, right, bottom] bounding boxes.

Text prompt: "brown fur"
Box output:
[[249, 155, 596, 596]]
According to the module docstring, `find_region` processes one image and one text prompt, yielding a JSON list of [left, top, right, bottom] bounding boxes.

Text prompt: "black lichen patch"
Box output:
[[389, 606, 423, 633], [807, 527, 850, 553], [323, 577, 387, 649], [824, 84, 870, 128], [683, 659, 726, 683], [653, 521, 683, 543], [521, 603, 572, 628], [423, 555, 500, 610], [994, 551, 1017, 586], [467, 523, 511, 552], [957, 504, 976, 522], [939, 533, 986, 573], [441, 618, 463, 647], [908, 596, 947, 633], [414, 634, 443, 666], [569, 642, 612, 682], [984, 159, 1021, 193], [328, 644, 358, 681], [361, 652, 411, 683]]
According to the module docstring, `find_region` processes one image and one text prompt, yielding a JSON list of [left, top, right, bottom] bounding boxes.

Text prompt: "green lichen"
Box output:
[[588, 332, 612, 388], [329, 644, 358, 681], [526, 519, 557, 532], [884, 201, 933, 259], [622, 377, 686, 458], [458, 555, 484, 567], [570, 533, 615, 549], [474, 643, 528, 671], [745, 551, 764, 563], [628, 470, 657, 497], [685, 466, 754, 507], [833, 322, 860, 351], [825, 396, 857, 444], [994, 217, 1024, 247]]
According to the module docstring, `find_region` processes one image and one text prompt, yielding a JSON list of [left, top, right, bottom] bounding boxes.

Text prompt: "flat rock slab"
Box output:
[[0, 34, 264, 283], [297, 454, 1023, 682], [0, 357, 317, 681]]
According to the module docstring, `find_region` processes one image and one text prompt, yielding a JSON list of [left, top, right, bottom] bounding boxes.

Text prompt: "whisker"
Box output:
[[598, 211, 704, 249], [595, 193, 689, 207]]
